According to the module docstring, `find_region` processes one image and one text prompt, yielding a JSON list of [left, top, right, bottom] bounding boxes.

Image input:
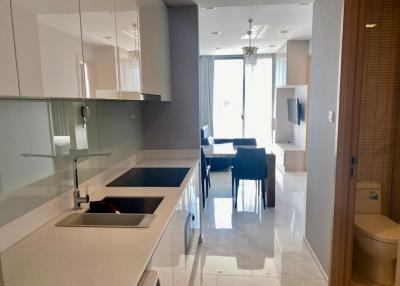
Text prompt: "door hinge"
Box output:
[[351, 157, 358, 177]]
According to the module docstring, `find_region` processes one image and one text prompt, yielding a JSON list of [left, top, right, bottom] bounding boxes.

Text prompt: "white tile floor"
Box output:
[[192, 169, 327, 286]]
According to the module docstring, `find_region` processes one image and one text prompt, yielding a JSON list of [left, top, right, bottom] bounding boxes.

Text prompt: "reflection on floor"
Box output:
[[192, 170, 327, 286]]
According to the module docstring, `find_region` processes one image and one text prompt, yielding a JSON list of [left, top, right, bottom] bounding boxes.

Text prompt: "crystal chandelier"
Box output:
[[242, 18, 258, 67]]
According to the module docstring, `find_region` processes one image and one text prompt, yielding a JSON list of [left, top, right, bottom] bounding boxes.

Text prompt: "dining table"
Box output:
[[201, 143, 276, 208]]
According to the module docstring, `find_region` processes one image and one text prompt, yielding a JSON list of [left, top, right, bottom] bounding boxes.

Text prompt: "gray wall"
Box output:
[[305, 0, 344, 276], [143, 6, 200, 150]]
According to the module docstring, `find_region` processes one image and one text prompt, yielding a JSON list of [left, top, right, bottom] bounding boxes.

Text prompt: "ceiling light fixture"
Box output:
[[242, 18, 258, 67], [366, 23, 377, 28], [280, 30, 288, 34], [211, 31, 221, 35]]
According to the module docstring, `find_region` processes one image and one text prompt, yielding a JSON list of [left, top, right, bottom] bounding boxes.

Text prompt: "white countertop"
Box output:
[[1, 158, 199, 286]]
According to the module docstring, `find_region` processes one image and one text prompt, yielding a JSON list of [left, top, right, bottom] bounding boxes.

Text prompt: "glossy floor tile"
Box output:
[[196, 170, 327, 286]]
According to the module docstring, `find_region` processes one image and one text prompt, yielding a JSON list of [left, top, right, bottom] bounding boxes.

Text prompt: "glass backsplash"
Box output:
[[0, 99, 143, 226]]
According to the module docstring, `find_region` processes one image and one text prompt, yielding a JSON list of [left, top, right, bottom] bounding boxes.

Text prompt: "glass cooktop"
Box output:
[[106, 167, 190, 188]]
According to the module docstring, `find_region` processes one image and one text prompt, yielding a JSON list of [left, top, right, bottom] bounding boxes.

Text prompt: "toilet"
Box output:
[[354, 181, 400, 285]]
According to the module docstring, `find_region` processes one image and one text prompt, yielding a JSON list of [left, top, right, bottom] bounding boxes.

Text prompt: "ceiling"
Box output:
[[199, 4, 313, 55]]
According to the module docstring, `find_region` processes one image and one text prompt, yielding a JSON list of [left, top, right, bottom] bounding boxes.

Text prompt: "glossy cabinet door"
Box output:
[[150, 222, 174, 285], [150, 167, 201, 286], [0, 0, 19, 97], [185, 165, 201, 284], [11, 0, 83, 98], [115, 0, 141, 97], [80, 0, 119, 99], [138, 0, 171, 101], [171, 190, 189, 285]]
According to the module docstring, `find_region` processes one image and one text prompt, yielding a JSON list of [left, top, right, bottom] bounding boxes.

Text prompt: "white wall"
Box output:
[[305, 0, 344, 276], [275, 87, 295, 143]]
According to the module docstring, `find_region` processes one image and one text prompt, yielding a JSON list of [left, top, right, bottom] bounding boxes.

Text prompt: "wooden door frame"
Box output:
[[330, 0, 367, 285]]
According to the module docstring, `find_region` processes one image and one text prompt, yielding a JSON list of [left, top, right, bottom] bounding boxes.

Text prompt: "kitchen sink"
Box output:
[[56, 197, 163, 228], [86, 197, 164, 214], [55, 213, 154, 228]]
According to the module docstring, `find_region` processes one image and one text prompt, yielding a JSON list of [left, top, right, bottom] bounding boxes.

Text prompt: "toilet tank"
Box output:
[[355, 181, 382, 214]]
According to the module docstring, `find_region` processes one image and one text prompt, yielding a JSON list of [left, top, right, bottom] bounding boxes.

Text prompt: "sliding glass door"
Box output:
[[213, 58, 244, 138], [212, 56, 273, 147]]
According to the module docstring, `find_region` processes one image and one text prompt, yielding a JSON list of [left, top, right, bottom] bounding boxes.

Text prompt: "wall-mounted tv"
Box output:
[[287, 98, 301, 125]]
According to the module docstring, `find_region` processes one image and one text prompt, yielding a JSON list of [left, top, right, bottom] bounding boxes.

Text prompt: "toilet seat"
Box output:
[[355, 215, 399, 244]]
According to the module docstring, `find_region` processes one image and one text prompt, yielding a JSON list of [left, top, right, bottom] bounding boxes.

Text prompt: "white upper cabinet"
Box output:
[[80, 0, 120, 99], [5, 0, 171, 100], [137, 0, 171, 101], [0, 0, 19, 97], [11, 0, 83, 98], [115, 0, 141, 98]]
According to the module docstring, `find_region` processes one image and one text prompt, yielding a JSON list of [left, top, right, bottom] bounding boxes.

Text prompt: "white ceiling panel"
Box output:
[[199, 4, 313, 55]]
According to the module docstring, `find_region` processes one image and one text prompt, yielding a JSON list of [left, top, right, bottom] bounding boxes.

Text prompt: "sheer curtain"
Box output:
[[199, 56, 214, 134], [244, 56, 273, 149]]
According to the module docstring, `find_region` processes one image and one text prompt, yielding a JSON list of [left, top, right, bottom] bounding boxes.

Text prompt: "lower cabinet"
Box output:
[[150, 165, 200, 286]]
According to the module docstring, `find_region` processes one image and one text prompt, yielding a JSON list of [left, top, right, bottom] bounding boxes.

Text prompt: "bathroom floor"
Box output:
[[188, 170, 327, 286]]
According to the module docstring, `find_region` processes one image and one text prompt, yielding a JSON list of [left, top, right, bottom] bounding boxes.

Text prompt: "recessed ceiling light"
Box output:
[[366, 23, 377, 28], [216, 47, 222, 50], [205, 7, 217, 10], [280, 30, 288, 34], [104, 36, 112, 40], [211, 31, 222, 36], [299, 2, 310, 5], [269, 45, 276, 48]]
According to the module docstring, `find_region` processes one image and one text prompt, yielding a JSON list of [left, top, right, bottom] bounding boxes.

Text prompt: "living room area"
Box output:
[[199, 3, 312, 205], [196, 3, 326, 286]]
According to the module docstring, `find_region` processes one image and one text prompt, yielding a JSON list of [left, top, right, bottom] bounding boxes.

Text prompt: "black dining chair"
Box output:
[[231, 138, 257, 196], [201, 148, 211, 208], [231, 148, 268, 209]]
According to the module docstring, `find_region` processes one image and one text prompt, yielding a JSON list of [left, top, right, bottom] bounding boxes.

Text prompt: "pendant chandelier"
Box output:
[[242, 18, 258, 67], [128, 23, 140, 67]]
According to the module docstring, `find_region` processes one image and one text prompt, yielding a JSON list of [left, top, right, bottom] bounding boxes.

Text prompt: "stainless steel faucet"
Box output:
[[72, 153, 112, 209]]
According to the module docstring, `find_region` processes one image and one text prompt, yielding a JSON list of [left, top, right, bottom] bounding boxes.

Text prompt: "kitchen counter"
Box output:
[[1, 158, 199, 286]]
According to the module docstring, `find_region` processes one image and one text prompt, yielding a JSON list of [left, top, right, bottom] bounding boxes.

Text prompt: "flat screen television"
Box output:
[[287, 98, 301, 125]]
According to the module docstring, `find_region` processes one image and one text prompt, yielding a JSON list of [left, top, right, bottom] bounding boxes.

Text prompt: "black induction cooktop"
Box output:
[[106, 167, 190, 187]]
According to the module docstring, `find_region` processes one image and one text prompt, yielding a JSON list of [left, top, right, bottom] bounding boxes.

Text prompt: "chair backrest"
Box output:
[[200, 125, 210, 139], [200, 148, 208, 178], [233, 138, 257, 146], [233, 148, 268, 180], [201, 138, 210, 146]]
